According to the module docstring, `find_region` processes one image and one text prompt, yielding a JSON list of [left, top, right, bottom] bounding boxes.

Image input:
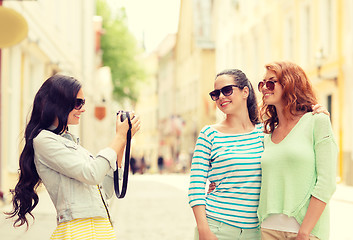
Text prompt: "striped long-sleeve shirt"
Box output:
[[188, 124, 264, 229]]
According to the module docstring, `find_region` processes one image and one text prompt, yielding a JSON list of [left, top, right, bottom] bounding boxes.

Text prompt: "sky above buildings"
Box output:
[[111, 0, 181, 53]]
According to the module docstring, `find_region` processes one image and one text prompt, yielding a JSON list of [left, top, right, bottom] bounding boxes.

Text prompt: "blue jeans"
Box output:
[[194, 218, 261, 240]]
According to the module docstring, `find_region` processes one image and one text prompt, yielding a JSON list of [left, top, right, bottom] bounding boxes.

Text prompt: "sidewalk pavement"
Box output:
[[121, 174, 353, 240], [329, 183, 353, 240], [0, 174, 352, 239], [0, 185, 56, 239], [110, 174, 195, 240]]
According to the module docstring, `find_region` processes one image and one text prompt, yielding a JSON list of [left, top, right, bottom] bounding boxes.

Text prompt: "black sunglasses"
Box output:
[[209, 85, 239, 101], [74, 98, 85, 110], [258, 80, 278, 92]]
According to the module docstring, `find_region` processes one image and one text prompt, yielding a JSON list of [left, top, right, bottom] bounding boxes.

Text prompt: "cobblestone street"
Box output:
[[110, 174, 194, 240], [0, 174, 195, 240], [1, 174, 352, 239]]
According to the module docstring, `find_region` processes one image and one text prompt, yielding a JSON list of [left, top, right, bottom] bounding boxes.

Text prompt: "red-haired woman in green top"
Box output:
[[257, 61, 337, 240]]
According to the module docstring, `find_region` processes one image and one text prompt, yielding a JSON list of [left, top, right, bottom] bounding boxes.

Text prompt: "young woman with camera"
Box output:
[[6, 74, 140, 239]]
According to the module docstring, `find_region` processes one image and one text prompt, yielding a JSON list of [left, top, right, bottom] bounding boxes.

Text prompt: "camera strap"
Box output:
[[113, 113, 132, 199]]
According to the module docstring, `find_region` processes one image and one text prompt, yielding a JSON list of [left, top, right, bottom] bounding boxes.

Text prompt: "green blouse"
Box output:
[[258, 113, 338, 240]]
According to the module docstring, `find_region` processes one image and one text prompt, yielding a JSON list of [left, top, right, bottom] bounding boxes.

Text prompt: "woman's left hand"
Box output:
[[129, 112, 141, 137], [312, 104, 330, 116], [207, 182, 216, 193], [296, 232, 310, 240]]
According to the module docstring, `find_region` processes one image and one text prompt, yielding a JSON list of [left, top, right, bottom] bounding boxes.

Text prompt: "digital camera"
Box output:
[[117, 110, 130, 122]]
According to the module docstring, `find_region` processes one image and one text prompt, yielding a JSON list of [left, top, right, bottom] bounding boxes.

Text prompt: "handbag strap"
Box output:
[[113, 114, 132, 198], [98, 185, 113, 227]]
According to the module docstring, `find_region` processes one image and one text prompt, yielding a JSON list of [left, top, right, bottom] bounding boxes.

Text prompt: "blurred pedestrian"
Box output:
[[158, 156, 164, 174], [6, 74, 140, 239], [188, 69, 263, 240], [140, 156, 146, 174], [257, 61, 337, 240], [178, 152, 189, 173], [130, 156, 137, 174]]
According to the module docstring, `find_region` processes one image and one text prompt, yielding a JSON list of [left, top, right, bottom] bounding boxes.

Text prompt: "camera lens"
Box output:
[[120, 112, 127, 122]]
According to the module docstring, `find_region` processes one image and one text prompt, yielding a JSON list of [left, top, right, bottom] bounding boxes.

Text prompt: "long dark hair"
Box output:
[[260, 61, 317, 133], [6, 74, 82, 228], [216, 69, 260, 125]]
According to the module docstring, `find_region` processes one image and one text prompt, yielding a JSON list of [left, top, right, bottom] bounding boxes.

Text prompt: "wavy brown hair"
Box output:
[[260, 61, 318, 133]]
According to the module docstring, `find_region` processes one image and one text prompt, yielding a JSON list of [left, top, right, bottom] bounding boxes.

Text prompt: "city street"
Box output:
[[111, 174, 194, 239], [0, 174, 195, 240], [0, 174, 352, 240]]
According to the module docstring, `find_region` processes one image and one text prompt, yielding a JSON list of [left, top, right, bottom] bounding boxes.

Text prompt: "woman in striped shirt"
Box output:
[[188, 69, 263, 240]]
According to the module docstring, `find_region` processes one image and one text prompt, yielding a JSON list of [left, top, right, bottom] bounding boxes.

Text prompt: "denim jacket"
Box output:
[[33, 129, 122, 224]]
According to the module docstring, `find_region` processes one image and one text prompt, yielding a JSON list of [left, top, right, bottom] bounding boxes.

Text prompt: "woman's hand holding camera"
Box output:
[[110, 111, 141, 158], [115, 111, 140, 138], [128, 112, 141, 137], [115, 112, 129, 139]]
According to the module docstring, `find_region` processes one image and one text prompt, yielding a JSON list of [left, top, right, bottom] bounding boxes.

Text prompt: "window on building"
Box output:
[[284, 17, 294, 60], [300, 4, 311, 65], [323, 0, 333, 55], [7, 47, 22, 173], [263, 19, 272, 64], [327, 94, 332, 121], [253, 32, 259, 78]]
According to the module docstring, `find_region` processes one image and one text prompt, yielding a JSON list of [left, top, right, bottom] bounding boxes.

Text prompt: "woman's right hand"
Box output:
[[198, 229, 218, 240], [111, 112, 141, 165], [192, 205, 218, 240], [115, 112, 141, 138]]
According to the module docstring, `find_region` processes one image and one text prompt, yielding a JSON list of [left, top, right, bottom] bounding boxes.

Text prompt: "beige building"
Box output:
[[212, 0, 352, 184], [155, 34, 178, 170], [0, 0, 106, 201], [134, 52, 159, 172], [342, 0, 353, 185], [116, 0, 353, 183], [174, 0, 216, 164], [134, 0, 217, 172]]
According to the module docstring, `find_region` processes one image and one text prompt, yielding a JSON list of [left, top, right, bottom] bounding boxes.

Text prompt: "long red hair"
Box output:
[[260, 61, 318, 133]]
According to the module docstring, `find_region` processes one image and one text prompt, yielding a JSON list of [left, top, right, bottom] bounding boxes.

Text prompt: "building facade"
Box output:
[[156, 34, 178, 171], [174, 0, 216, 166], [0, 0, 106, 201], [212, 0, 352, 184], [134, 52, 159, 172]]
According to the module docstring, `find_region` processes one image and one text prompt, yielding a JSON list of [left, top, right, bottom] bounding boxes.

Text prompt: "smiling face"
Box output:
[[214, 74, 247, 115], [261, 70, 284, 107], [67, 88, 85, 125]]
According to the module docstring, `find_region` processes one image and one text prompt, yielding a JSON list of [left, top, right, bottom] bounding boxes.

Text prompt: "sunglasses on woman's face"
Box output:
[[74, 98, 85, 110], [258, 80, 278, 92], [209, 85, 239, 101]]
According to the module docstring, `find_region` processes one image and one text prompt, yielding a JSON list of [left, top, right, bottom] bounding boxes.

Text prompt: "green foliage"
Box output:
[[96, 0, 146, 104]]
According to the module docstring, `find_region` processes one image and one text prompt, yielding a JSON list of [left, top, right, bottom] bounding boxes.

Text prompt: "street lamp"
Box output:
[[315, 47, 337, 84]]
